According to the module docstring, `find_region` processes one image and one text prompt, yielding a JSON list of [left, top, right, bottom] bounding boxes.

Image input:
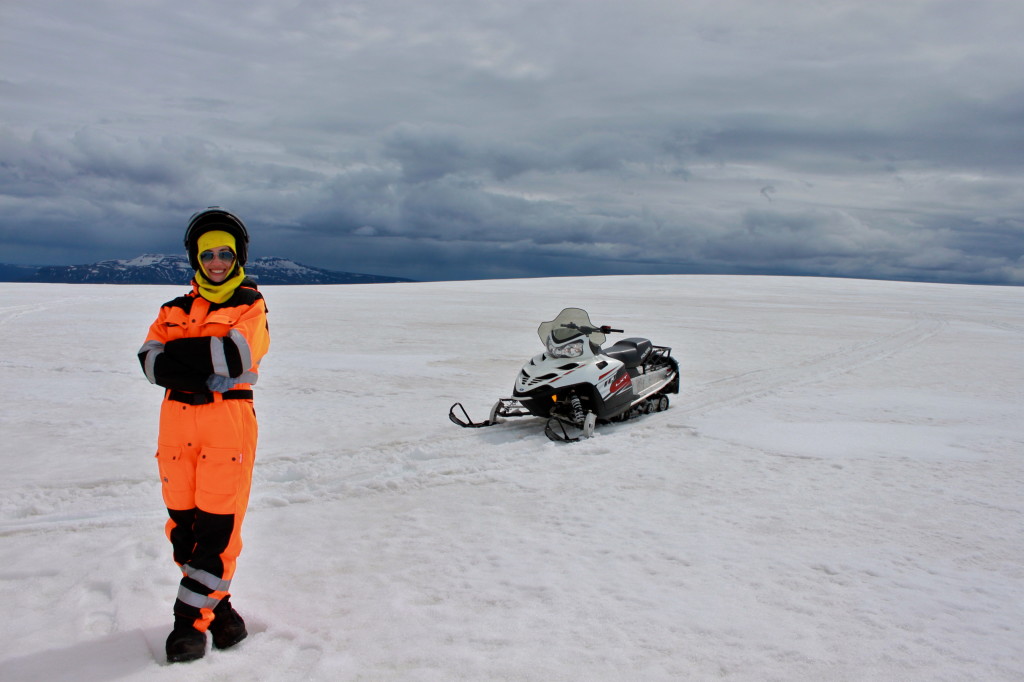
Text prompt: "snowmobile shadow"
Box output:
[[470, 413, 665, 445], [473, 418, 547, 445], [0, 626, 164, 680]]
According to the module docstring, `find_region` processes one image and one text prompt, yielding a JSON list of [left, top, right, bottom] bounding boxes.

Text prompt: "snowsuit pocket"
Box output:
[[156, 445, 194, 509], [196, 446, 245, 514]]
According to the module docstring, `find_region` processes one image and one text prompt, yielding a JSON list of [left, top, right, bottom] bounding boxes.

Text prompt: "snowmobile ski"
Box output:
[[448, 398, 531, 428]]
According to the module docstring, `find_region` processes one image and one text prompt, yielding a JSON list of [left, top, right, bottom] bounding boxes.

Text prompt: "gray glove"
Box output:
[[206, 374, 238, 393]]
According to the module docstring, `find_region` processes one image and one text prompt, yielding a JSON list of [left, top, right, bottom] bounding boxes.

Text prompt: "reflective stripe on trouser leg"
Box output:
[[184, 564, 232, 592], [175, 562, 234, 628], [177, 585, 221, 611]]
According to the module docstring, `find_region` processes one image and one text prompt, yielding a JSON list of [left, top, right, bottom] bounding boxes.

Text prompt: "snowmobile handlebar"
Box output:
[[562, 323, 624, 335]]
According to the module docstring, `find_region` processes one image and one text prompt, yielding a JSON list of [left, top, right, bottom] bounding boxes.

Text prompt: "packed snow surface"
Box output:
[[0, 275, 1021, 681]]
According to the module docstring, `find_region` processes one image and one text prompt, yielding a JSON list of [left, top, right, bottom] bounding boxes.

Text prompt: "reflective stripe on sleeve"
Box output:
[[228, 329, 252, 374], [210, 336, 229, 377], [139, 340, 164, 384]]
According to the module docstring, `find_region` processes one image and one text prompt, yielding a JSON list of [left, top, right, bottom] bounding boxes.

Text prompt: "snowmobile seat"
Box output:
[[603, 338, 653, 369]]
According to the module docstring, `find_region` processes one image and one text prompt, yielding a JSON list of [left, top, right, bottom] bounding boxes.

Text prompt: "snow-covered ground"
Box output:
[[0, 275, 1021, 681]]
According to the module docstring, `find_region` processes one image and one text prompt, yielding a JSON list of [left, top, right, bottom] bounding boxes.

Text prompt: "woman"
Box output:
[[138, 208, 271, 663]]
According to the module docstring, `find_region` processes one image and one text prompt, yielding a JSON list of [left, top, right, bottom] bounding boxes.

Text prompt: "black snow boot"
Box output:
[[165, 619, 206, 663], [210, 598, 248, 650]]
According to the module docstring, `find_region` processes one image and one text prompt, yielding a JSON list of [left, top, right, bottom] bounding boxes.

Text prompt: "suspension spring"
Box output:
[[570, 393, 585, 424]]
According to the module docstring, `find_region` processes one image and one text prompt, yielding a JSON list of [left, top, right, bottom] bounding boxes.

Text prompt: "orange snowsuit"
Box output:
[[138, 279, 270, 632]]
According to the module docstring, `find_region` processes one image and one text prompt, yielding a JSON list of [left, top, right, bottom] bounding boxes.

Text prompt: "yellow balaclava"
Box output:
[[195, 230, 246, 303]]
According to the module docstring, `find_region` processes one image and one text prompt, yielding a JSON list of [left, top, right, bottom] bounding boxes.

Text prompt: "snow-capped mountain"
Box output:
[[8, 255, 411, 285]]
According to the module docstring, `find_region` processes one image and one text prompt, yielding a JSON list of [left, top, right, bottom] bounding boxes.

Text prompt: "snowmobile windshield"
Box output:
[[537, 308, 606, 347]]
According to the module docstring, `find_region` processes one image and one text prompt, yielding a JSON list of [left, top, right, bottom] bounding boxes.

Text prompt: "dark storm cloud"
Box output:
[[1, 0, 1022, 283]]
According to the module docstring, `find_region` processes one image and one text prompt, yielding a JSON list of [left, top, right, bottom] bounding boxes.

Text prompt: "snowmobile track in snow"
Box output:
[[675, 316, 945, 418]]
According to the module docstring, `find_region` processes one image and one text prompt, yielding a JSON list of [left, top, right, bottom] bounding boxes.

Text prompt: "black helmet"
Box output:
[[184, 207, 250, 270]]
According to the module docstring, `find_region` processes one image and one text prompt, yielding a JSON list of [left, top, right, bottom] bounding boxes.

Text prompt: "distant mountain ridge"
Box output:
[[1, 255, 412, 285]]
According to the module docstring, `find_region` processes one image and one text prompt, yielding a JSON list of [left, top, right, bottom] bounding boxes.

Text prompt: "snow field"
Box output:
[[0, 275, 1021, 681]]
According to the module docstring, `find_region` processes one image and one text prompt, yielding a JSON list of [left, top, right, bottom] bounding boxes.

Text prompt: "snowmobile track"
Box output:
[[676, 316, 945, 418]]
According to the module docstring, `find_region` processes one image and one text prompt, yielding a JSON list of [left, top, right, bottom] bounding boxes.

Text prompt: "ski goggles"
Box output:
[[200, 249, 236, 263]]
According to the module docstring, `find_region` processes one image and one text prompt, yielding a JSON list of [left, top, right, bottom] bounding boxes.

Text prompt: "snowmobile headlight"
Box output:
[[547, 338, 584, 358]]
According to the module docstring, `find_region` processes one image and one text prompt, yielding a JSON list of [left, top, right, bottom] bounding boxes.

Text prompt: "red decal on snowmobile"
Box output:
[[610, 372, 632, 394]]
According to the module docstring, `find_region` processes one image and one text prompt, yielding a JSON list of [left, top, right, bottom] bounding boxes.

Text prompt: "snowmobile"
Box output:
[[449, 308, 680, 442]]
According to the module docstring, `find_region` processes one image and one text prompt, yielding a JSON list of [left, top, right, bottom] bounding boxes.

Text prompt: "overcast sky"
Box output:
[[2, 0, 1023, 283]]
